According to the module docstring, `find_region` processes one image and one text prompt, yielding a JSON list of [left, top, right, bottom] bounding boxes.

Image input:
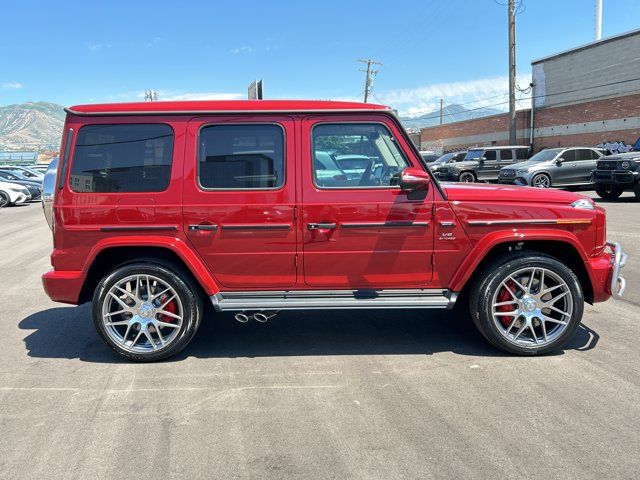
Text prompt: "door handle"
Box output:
[[308, 222, 337, 230], [188, 224, 218, 231]]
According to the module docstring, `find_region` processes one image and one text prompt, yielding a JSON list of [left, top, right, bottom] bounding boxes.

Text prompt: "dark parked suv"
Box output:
[[592, 138, 640, 199], [436, 146, 530, 182]]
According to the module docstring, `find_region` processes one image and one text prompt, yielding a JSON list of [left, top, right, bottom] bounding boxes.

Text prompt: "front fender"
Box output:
[[448, 228, 589, 292]]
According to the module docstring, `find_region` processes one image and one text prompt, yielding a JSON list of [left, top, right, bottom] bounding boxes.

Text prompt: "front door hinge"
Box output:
[[294, 254, 298, 268], [294, 206, 298, 220], [431, 203, 437, 218]]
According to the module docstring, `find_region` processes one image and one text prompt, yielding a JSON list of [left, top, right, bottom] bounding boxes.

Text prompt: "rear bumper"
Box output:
[[42, 269, 85, 304], [588, 242, 627, 302]]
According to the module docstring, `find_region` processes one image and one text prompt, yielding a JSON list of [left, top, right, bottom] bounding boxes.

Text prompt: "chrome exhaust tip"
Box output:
[[234, 312, 250, 323], [253, 311, 278, 323]]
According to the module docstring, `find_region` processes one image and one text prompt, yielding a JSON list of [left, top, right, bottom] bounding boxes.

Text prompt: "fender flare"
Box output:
[[83, 235, 220, 295], [448, 229, 589, 292]]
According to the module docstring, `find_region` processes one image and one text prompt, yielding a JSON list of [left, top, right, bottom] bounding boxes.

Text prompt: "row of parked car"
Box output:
[[0, 164, 48, 207], [422, 145, 603, 187]]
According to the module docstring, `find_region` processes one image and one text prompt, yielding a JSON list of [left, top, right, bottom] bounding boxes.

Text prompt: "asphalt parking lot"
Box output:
[[0, 192, 638, 480]]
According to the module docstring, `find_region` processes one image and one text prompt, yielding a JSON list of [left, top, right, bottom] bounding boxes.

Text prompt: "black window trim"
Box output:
[[310, 121, 410, 191], [58, 128, 73, 190], [69, 122, 175, 194], [196, 122, 287, 192]]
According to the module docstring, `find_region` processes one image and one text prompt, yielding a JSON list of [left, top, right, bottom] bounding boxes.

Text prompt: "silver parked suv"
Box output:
[[498, 147, 604, 188]]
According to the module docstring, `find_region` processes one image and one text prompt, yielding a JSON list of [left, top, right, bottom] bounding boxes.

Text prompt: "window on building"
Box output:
[[198, 124, 284, 189], [311, 123, 409, 188], [70, 124, 174, 193]]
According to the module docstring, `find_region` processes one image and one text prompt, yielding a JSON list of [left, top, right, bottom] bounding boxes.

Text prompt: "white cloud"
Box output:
[[106, 90, 244, 102], [88, 43, 112, 51], [159, 91, 245, 101], [231, 46, 254, 54], [380, 75, 531, 117], [1, 82, 23, 89]]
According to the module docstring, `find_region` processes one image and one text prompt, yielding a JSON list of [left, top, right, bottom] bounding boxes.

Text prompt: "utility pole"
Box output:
[[595, 0, 603, 40], [508, 0, 517, 145], [358, 59, 382, 103], [144, 90, 158, 101], [439, 98, 444, 125]]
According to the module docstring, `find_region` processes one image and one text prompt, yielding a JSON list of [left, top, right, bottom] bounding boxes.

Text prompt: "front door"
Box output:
[[555, 149, 576, 184], [182, 116, 297, 289], [477, 149, 498, 180], [301, 116, 434, 288]]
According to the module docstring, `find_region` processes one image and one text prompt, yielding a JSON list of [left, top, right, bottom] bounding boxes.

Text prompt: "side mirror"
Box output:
[[399, 167, 431, 192], [556, 158, 564, 165]]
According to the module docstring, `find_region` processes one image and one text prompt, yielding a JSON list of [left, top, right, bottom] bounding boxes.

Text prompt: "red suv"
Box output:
[[42, 100, 627, 361]]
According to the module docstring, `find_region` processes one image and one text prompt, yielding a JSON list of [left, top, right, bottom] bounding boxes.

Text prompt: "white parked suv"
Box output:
[[0, 181, 31, 207]]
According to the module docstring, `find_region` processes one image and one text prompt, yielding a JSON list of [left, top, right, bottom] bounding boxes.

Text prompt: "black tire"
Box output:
[[633, 182, 640, 200], [0, 191, 10, 207], [459, 171, 476, 183], [531, 173, 551, 188], [595, 183, 623, 200], [92, 262, 203, 362], [469, 253, 584, 355]]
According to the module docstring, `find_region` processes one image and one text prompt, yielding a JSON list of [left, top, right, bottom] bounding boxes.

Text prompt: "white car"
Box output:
[[0, 181, 31, 207]]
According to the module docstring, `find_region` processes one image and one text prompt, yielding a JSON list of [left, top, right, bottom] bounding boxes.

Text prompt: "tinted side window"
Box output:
[[312, 123, 409, 188], [484, 150, 497, 161], [70, 124, 174, 193], [561, 150, 576, 162], [591, 149, 602, 159], [500, 149, 513, 161], [575, 149, 593, 161], [198, 124, 284, 189], [516, 148, 529, 159]]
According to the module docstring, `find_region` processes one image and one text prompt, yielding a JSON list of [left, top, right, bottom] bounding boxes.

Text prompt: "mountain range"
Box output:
[[400, 103, 502, 131], [0, 100, 504, 150], [0, 102, 65, 150]]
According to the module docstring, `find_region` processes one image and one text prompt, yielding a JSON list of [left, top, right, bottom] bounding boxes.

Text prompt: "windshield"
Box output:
[[464, 149, 484, 160], [433, 153, 454, 165], [528, 149, 562, 162]]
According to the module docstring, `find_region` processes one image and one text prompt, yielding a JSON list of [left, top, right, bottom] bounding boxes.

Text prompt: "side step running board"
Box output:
[[211, 289, 458, 312]]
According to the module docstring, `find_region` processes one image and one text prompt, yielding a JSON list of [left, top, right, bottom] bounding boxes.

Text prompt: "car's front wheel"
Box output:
[[595, 183, 624, 200], [469, 254, 584, 355], [459, 171, 476, 183], [531, 173, 551, 188], [92, 262, 203, 361], [0, 191, 11, 207]]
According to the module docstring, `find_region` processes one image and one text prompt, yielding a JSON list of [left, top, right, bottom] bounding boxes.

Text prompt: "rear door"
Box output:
[[182, 116, 297, 289], [301, 116, 434, 288]]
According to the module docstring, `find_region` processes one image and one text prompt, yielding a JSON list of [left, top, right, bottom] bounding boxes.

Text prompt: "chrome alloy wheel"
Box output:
[[491, 267, 573, 348], [101, 274, 184, 354], [532, 174, 551, 188]]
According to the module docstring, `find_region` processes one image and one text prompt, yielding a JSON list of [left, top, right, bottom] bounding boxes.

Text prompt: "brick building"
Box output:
[[418, 28, 640, 154]]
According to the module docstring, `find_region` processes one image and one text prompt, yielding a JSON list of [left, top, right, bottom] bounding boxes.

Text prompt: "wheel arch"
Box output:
[[78, 238, 219, 304], [451, 235, 594, 304]]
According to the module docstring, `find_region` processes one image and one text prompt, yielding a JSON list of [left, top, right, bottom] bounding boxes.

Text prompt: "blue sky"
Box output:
[[1, 0, 638, 115]]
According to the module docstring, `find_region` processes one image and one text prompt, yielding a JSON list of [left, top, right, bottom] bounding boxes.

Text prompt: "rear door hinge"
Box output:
[[294, 254, 299, 267], [431, 203, 437, 218], [294, 206, 298, 220]]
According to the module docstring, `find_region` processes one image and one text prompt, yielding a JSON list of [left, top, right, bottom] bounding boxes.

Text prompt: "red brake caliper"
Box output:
[[497, 280, 517, 326], [158, 294, 177, 323]]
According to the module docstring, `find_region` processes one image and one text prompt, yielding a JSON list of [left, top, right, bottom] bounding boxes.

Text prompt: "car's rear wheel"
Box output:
[[595, 183, 624, 200], [459, 171, 476, 183], [632, 182, 640, 200], [0, 191, 10, 207], [531, 173, 551, 188], [92, 263, 203, 361], [469, 254, 583, 355]]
